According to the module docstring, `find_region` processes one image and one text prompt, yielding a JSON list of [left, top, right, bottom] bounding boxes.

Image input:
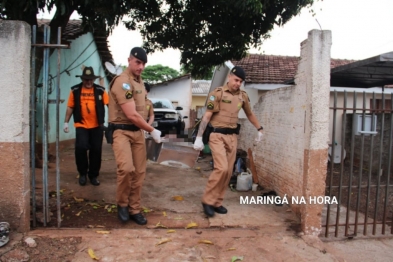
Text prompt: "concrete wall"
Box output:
[[237, 30, 332, 235], [0, 21, 31, 232], [149, 77, 192, 129], [35, 32, 110, 144]]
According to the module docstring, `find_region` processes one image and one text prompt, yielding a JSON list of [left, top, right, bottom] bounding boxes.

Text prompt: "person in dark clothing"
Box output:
[[63, 66, 109, 186]]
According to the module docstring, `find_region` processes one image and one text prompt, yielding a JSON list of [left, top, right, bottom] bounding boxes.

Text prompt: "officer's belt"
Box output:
[[211, 127, 237, 135], [110, 123, 140, 131]]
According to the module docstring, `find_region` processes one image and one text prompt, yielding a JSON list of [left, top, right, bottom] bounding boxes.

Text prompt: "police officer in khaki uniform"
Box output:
[[108, 47, 162, 225], [144, 83, 154, 126], [193, 66, 264, 217]]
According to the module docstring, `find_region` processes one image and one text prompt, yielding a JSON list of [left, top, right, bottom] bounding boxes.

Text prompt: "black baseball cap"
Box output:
[[130, 47, 147, 63], [230, 66, 246, 81]]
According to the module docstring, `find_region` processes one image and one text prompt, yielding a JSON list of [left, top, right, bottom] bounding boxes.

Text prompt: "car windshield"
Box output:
[[151, 99, 174, 109]]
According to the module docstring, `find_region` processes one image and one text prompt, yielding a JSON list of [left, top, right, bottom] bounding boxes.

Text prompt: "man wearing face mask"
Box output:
[[63, 66, 109, 187], [193, 66, 264, 217]]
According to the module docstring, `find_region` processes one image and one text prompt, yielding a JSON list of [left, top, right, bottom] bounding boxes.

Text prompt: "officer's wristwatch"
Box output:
[[257, 126, 263, 131]]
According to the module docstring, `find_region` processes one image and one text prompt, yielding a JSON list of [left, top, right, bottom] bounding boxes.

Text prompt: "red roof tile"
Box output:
[[232, 54, 355, 84]]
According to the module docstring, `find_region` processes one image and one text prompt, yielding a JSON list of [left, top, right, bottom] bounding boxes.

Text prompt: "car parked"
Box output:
[[150, 98, 188, 135]]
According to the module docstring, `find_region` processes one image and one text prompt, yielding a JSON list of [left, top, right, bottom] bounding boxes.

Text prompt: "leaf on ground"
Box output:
[[231, 256, 244, 262], [156, 238, 172, 246], [167, 229, 176, 233], [174, 217, 183, 220], [229, 184, 237, 192], [95, 225, 105, 228], [73, 196, 84, 202], [171, 195, 184, 201], [87, 225, 94, 228], [86, 202, 100, 207], [227, 247, 236, 251], [88, 248, 99, 260], [143, 207, 152, 213], [185, 222, 198, 229], [96, 230, 110, 234], [163, 211, 167, 217], [75, 211, 82, 216], [155, 221, 168, 229], [198, 240, 214, 245]]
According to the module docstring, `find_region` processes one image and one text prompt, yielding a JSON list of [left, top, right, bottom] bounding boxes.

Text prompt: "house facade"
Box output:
[[35, 20, 113, 145], [149, 74, 192, 129]]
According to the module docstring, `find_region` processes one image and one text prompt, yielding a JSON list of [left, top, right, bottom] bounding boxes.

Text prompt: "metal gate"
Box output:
[[323, 90, 393, 238], [30, 25, 68, 228]]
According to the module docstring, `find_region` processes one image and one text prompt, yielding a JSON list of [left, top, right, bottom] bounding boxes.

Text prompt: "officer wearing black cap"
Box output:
[[108, 46, 162, 225], [193, 65, 264, 217]]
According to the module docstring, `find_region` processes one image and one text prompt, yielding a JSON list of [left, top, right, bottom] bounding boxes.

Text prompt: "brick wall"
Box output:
[[238, 30, 332, 235]]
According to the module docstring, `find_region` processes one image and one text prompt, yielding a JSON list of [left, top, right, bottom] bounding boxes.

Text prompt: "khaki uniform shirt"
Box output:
[[108, 71, 146, 124], [206, 84, 252, 128]]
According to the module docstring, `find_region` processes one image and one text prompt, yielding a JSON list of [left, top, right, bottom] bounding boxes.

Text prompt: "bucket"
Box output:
[[236, 168, 252, 191]]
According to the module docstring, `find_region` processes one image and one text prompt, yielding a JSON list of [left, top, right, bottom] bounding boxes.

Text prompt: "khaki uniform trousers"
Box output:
[[202, 132, 237, 207], [112, 129, 146, 215]]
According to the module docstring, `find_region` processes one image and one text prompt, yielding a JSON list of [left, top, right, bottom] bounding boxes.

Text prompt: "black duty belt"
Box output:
[[109, 123, 140, 131], [212, 127, 238, 135]]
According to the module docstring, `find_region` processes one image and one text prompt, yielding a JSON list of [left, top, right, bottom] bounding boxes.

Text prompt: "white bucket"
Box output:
[[236, 168, 252, 191]]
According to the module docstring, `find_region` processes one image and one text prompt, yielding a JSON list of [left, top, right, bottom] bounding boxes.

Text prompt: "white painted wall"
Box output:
[[0, 21, 30, 143], [149, 77, 192, 129]]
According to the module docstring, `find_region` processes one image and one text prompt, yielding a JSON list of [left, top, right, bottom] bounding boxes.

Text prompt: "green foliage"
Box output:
[[0, 0, 317, 77], [142, 64, 179, 84]]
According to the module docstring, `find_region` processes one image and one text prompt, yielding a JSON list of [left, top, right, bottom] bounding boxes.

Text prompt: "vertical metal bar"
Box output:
[[30, 25, 37, 228], [364, 93, 376, 235], [354, 92, 366, 236], [56, 27, 62, 228], [373, 92, 384, 234], [325, 90, 337, 237], [42, 25, 50, 226], [345, 91, 357, 236], [383, 95, 393, 234], [335, 91, 347, 237]]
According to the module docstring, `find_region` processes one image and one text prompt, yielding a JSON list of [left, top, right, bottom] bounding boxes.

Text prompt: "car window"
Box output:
[[151, 99, 174, 109]]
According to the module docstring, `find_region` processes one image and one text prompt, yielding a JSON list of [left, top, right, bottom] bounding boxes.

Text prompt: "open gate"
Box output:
[[30, 25, 68, 228], [323, 90, 393, 238]]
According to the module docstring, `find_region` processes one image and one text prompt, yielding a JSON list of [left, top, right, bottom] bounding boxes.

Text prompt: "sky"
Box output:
[[41, 0, 393, 72]]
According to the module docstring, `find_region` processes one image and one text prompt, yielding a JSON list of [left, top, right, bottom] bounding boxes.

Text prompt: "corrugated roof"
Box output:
[[232, 54, 355, 84], [192, 80, 211, 94]]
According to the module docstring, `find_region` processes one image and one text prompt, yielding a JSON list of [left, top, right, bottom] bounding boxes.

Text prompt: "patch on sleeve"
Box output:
[[237, 102, 242, 109], [136, 90, 142, 94], [209, 95, 215, 101], [125, 90, 133, 99], [207, 102, 214, 110], [122, 83, 131, 90], [222, 99, 231, 103], [146, 105, 150, 110]]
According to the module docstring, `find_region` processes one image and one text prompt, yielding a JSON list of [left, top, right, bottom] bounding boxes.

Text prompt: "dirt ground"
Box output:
[[326, 160, 393, 224], [2, 142, 393, 261]]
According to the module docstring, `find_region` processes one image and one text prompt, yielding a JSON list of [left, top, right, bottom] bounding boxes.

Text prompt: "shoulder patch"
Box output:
[[207, 102, 214, 110], [125, 90, 133, 99], [209, 95, 215, 101], [122, 83, 131, 90]]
